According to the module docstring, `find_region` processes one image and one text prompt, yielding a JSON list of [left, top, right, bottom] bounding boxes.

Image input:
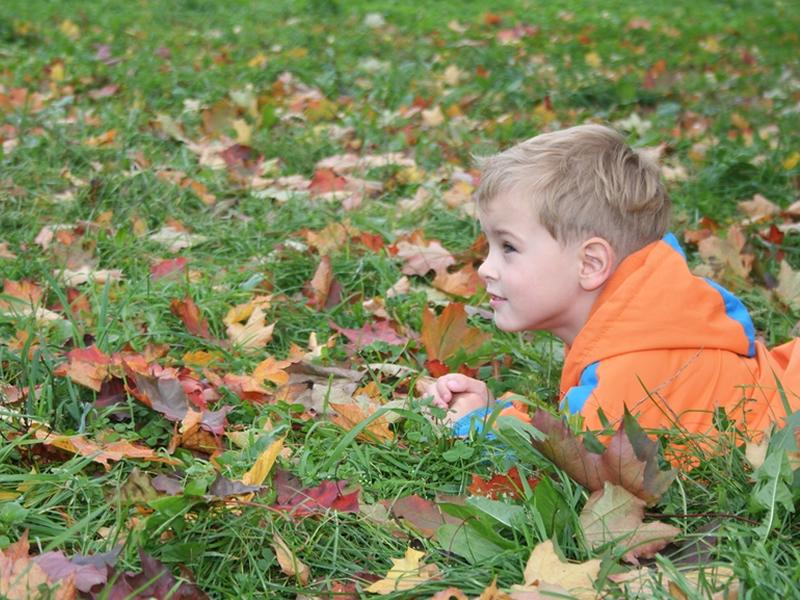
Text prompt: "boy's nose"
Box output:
[[477, 259, 495, 281]]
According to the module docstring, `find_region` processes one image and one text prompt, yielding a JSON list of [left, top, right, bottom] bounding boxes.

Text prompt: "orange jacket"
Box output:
[[454, 234, 798, 441], [555, 233, 799, 436]]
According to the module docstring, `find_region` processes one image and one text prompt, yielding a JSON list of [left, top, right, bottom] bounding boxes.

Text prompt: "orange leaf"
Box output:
[[304, 256, 333, 310], [432, 264, 483, 297], [420, 303, 491, 362], [252, 356, 293, 385], [53, 345, 112, 392], [330, 402, 394, 442], [309, 168, 347, 194], [32, 427, 179, 470], [170, 296, 212, 339]]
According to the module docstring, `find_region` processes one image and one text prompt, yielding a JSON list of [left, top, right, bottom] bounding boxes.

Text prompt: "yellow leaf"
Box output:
[[50, 61, 65, 83], [775, 260, 800, 310], [241, 436, 284, 486], [515, 540, 600, 600], [783, 151, 800, 170], [365, 547, 439, 594], [252, 356, 292, 385], [584, 51, 602, 68], [59, 19, 80, 39], [182, 350, 221, 367], [248, 52, 268, 68], [233, 118, 252, 144], [271, 534, 310, 585]]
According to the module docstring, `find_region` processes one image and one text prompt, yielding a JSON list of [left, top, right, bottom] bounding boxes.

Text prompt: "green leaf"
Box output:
[[465, 496, 525, 532], [436, 523, 507, 564]]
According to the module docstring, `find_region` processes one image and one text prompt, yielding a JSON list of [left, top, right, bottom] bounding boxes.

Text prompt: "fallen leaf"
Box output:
[[529, 409, 676, 506], [252, 356, 293, 386], [394, 232, 456, 277], [512, 540, 600, 600], [0, 531, 77, 600], [695, 225, 752, 283], [432, 264, 483, 297], [149, 225, 208, 252], [365, 548, 439, 594], [53, 344, 112, 391], [580, 483, 680, 564], [272, 534, 310, 585], [330, 400, 394, 442], [421, 303, 491, 362], [104, 549, 209, 600], [272, 470, 360, 518], [430, 588, 469, 600], [775, 261, 800, 310], [389, 495, 462, 538], [32, 427, 179, 470], [329, 319, 409, 352], [55, 266, 124, 286], [468, 467, 539, 500], [304, 256, 334, 310], [224, 296, 275, 353], [170, 296, 213, 339], [241, 435, 285, 486], [738, 193, 780, 223]]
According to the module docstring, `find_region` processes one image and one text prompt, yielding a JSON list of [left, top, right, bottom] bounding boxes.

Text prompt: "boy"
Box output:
[[427, 124, 800, 440]]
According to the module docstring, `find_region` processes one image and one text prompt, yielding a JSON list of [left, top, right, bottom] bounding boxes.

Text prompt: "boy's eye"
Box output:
[[502, 242, 517, 253]]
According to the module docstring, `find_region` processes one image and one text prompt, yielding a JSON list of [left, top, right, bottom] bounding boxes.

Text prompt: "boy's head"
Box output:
[[475, 124, 671, 260], [475, 125, 671, 343]]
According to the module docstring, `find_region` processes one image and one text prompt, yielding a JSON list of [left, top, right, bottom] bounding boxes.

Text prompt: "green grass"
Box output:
[[1, 0, 799, 598]]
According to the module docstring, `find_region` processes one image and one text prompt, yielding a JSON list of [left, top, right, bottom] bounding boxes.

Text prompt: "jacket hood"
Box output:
[[562, 233, 756, 388]]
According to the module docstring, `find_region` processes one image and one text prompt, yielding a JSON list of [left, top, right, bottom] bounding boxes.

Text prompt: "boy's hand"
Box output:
[[425, 374, 493, 424]]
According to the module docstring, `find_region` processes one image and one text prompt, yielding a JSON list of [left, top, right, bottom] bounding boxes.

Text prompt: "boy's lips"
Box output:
[[488, 293, 506, 307]]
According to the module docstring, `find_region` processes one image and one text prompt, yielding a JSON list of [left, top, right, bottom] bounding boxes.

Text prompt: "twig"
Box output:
[[644, 511, 759, 525]]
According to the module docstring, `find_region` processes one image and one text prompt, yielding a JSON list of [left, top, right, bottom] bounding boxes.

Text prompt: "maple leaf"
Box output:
[[738, 193, 780, 223], [421, 303, 491, 363], [330, 400, 394, 442], [432, 264, 483, 297], [580, 483, 680, 565], [31, 427, 179, 470], [150, 257, 188, 281], [0, 531, 77, 600], [35, 548, 119, 593], [329, 319, 409, 353], [775, 261, 800, 310], [394, 231, 456, 277], [252, 355, 293, 386], [304, 255, 334, 310], [224, 296, 275, 353], [241, 435, 285, 486], [148, 225, 208, 252], [272, 534, 311, 585], [364, 548, 440, 594], [510, 540, 601, 600], [104, 549, 209, 600], [271, 469, 360, 517], [170, 296, 213, 339], [53, 344, 112, 392], [468, 467, 539, 500], [309, 167, 348, 193], [389, 494, 462, 538], [694, 225, 752, 284], [528, 409, 675, 506]]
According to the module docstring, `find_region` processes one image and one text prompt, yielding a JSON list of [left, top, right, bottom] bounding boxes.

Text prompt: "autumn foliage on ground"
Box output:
[[1, 1, 799, 598]]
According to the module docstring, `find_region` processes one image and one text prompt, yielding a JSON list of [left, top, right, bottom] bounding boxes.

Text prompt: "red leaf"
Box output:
[[170, 296, 212, 339], [389, 494, 462, 538], [329, 319, 409, 352], [309, 168, 347, 194], [150, 257, 188, 281], [272, 469, 359, 517], [468, 467, 539, 500], [220, 143, 263, 177], [105, 549, 209, 600], [425, 359, 450, 377]]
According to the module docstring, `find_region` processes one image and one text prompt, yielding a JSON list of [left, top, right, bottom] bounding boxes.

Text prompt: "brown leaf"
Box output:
[[580, 483, 680, 564], [514, 540, 600, 600], [738, 193, 780, 223], [304, 256, 334, 310], [0, 532, 77, 600], [432, 264, 483, 297], [695, 225, 752, 283], [170, 296, 213, 339], [32, 427, 179, 470], [775, 261, 800, 310], [389, 495, 462, 538], [330, 400, 394, 442], [530, 410, 675, 506], [421, 303, 491, 362], [272, 534, 310, 585], [394, 231, 456, 277]]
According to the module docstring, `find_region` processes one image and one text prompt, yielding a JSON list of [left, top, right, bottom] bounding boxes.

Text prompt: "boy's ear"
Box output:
[[578, 237, 615, 291]]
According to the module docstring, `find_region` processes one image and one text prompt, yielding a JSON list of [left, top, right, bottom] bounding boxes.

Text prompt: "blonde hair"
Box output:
[[475, 124, 671, 259]]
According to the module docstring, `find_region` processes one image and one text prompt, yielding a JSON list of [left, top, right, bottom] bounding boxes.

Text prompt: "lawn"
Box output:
[[1, 0, 799, 598]]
